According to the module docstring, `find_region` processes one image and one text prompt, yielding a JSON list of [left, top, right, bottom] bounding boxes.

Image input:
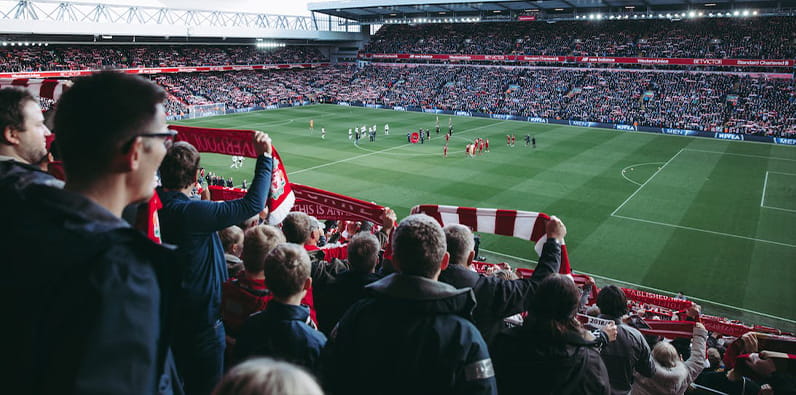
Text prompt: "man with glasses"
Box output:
[[157, 133, 273, 395], [1, 71, 182, 394], [0, 87, 62, 189]]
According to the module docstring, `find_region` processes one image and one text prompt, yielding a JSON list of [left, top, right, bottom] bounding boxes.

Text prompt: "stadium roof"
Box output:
[[309, 0, 796, 23]]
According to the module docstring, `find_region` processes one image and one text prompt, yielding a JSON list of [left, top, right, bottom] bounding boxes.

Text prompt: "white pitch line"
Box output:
[[479, 248, 796, 324], [761, 171, 769, 207], [761, 205, 796, 214], [611, 214, 796, 248], [611, 149, 684, 216], [291, 121, 508, 175], [620, 162, 664, 186], [685, 148, 796, 162]]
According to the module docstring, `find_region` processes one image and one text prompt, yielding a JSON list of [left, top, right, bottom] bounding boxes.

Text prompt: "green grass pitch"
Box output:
[[171, 104, 796, 331]]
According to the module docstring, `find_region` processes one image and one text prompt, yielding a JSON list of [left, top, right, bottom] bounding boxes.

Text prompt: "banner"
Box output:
[[0, 63, 330, 80], [360, 53, 795, 68]]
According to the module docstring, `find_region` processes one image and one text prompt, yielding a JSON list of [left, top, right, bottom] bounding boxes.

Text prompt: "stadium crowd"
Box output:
[[364, 18, 796, 59], [0, 45, 326, 72], [156, 65, 796, 137], [2, 72, 795, 395]]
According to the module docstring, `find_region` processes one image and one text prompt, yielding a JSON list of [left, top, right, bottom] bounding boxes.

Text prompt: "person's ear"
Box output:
[[466, 250, 475, 266], [304, 277, 312, 291], [440, 251, 450, 272], [120, 137, 142, 172], [3, 126, 21, 146]]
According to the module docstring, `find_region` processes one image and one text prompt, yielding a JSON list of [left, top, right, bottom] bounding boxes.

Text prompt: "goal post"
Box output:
[[187, 103, 227, 119]]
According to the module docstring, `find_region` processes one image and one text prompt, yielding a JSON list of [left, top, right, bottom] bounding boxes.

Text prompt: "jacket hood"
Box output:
[[0, 160, 64, 193], [366, 273, 477, 317]]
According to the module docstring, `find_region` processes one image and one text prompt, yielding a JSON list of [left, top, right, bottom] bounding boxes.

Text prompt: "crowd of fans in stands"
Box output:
[[0, 45, 326, 72], [156, 65, 796, 137], [3, 71, 795, 395], [364, 18, 796, 59]]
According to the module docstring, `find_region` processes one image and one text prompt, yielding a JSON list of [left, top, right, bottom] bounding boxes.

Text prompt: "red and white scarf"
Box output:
[[410, 204, 571, 275]]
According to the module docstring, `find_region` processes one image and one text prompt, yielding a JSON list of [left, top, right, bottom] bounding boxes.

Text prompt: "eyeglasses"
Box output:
[[136, 130, 178, 149]]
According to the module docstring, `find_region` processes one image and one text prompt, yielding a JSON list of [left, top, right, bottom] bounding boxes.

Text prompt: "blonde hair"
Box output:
[[242, 225, 286, 274], [652, 341, 680, 368], [213, 358, 323, 395]]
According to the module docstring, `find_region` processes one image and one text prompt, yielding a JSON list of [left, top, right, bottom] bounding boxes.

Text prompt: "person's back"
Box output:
[[323, 214, 496, 395], [631, 323, 708, 395], [595, 285, 655, 394], [315, 232, 383, 336], [438, 223, 563, 346], [1, 71, 181, 394], [492, 275, 611, 395], [233, 244, 326, 373]]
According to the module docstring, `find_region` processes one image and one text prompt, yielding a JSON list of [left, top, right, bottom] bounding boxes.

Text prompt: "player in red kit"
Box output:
[[443, 144, 448, 158], [485, 138, 490, 152], [506, 134, 511, 147]]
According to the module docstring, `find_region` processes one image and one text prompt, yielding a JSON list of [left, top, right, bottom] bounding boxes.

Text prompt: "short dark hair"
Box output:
[[242, 225, 286, 274], [392, 214, 446, 278], [159, 141, 200, 189], [54, 71, 166, 180], [0, 88, 37, 143], [347, 232, 380, 272], [281, 212, 312, 244], [596, 285, 628, 318], [264, 243, 310, 298]]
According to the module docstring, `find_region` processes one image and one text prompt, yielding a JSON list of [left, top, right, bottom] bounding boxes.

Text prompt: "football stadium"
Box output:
[[2, 0, 795, 393]]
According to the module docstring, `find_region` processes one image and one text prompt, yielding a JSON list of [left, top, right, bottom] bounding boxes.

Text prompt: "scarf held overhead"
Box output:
[[410, 204, 571, 275], [167, 124, 294, 224]]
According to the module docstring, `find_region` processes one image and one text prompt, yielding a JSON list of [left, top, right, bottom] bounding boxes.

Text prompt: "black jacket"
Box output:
[[314, 270, 382, 336], [493, 325, 610, 395], [597, 315, 655, 395], [322, 273, 497, 395], [0, 162, 181, 395], [438, 238, 561, 346]]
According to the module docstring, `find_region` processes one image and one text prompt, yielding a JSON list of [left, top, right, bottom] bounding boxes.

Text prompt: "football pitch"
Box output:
[[172, 104, 796, 331]]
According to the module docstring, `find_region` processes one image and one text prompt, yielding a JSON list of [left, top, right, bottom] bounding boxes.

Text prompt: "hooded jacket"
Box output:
[[322, 273, 497, 395]]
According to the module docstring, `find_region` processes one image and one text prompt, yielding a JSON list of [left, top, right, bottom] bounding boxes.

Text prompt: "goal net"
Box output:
[[187, 103, 227, 119]]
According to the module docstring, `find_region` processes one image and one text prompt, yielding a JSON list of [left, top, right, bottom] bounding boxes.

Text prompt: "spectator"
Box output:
[[0, 87, 61, 188], [2, 71, 180, 394], [157, 133, 273, 395], [221, 224, 286, 338], [631, 322, 709, 394], [493, 274, 614, 395], [438, 221, 562, 346], [219, 225, 245, 277], [233, 244, 327, 373], [323, 214, 497, 395], [213, 358, 323, 395], [596, 285, 655, 394], [314, 232, 383, 336]]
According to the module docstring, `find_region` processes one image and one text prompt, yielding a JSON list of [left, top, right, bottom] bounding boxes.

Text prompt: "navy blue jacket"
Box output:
[[158, 154, 272, 327], [323, 273, 497, 395], [438, 238, 561, 346], [234, 301, 327, 372], [0, 160, 181, 395]]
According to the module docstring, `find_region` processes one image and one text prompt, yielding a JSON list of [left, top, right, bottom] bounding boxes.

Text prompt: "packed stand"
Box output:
[[0, 45, 327, 72], [364, 18, 796, 59], [153, 65, 796, 137]]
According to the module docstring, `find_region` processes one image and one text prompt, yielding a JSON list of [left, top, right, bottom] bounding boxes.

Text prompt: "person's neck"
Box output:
[[246, 271, 265, 280], [273, 294, 303, 306], [0, 151, 28, 164], [65, 177, 130, 218]]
